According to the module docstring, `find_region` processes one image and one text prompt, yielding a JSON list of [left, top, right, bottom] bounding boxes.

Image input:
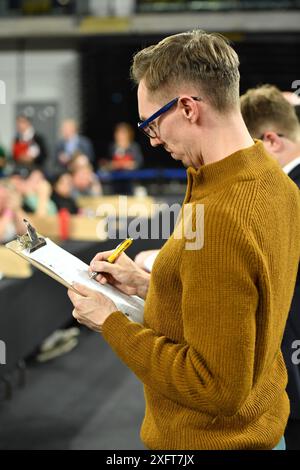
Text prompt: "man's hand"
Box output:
[[68, 283, 118, 333], [89, 250, 150, 300]]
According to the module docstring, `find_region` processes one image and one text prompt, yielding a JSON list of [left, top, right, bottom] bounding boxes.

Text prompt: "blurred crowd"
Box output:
[[2, 116, 144, 176], [0, 117, 145, 244]]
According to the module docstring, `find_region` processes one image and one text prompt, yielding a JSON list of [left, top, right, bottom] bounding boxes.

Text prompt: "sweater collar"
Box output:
[[185, 140, 274, 198]]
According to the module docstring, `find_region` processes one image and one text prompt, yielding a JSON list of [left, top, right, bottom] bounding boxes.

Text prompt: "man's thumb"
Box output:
[[91, 260, 116, 274], [73, 282, 95, 297]]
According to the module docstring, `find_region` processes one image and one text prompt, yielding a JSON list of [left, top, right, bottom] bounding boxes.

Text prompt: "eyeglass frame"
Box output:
[[138, 96, 202, 139]]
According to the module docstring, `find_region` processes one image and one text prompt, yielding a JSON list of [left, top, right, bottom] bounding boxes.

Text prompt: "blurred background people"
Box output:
[[12, 115, 48, 170], [240, 84, 300, 420], [108, 122, 143, 171], [0, 181, 26, 244], [10, 168, 57, 217], [51, 171, 79, 215], [70, 154, 102, 198], [68, 152, 91, 173], [54, 119, 95, 172], [105, 122, 144, 195]]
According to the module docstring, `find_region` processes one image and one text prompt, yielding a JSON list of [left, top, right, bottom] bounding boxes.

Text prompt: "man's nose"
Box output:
[[150, 136, 163, 147]]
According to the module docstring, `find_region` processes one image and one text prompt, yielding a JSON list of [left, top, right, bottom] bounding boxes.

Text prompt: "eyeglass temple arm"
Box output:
[[138, 97, 179, 129]]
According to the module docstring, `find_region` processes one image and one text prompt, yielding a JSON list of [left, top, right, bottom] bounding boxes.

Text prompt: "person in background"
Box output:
[[241, 84, 300, 420], [71, 161, 102, 198], [55, 119, 95, 171], [106, 122, 144, 194], [12, 115, 48, 170], [10, 169, 57, 217], [241, 85, 300, 177], [108, 122, 144, 171], [51, 171, 78, 215], [0, 182, 26, 244], [68, 152, 91, 173]]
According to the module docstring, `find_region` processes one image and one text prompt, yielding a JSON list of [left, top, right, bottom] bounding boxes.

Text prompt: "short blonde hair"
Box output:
[[240, 84, 300, 141], [131, 30, 240, 112]]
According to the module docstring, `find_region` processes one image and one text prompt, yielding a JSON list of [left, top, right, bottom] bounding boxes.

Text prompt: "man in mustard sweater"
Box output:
[[68, 31, 300, 450]]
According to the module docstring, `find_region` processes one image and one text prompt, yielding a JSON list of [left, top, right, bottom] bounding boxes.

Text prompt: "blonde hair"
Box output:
[[131, 30, 240, 112], [240, 84, 300, 141]]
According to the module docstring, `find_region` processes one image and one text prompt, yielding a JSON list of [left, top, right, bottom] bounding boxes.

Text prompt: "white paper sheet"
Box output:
[[23, 238, 144, 324]]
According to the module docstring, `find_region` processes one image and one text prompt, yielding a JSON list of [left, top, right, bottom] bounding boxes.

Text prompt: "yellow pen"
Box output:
[[89, 238, 133, 280]]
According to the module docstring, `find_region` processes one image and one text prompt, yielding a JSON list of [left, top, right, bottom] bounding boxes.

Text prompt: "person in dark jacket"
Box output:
[[54, 119, 95, 172], [51, 171, 78, 215], [241, 84, 300, 420]]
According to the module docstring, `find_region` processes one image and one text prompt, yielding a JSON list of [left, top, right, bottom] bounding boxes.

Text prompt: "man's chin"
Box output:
[[171, 152, 183, 161], [171, 153, 189, 168], [178, 155, 189, 168]]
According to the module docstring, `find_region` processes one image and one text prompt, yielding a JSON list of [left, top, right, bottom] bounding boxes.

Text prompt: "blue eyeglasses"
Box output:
[[138, 96, 202, 139]]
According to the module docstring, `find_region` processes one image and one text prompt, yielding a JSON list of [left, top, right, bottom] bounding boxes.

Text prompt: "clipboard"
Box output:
[[6, 218, 69, 287], [6, 238, 73, 289], [5, 220, 144, 324]]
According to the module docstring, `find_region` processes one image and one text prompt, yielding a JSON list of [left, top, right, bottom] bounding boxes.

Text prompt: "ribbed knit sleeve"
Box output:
[[179, 221, 258, 415], [102, 215, 258, 417]]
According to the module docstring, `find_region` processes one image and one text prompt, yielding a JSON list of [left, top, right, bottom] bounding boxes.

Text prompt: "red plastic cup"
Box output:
[[58, 208, 70, 241]]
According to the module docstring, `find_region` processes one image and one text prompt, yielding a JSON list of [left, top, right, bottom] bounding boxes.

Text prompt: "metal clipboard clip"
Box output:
[[17, 219, 47, 253]]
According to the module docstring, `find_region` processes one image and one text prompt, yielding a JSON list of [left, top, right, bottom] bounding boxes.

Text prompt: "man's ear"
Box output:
[[261, 131, 284, 153], [179, 96, 200, 123]]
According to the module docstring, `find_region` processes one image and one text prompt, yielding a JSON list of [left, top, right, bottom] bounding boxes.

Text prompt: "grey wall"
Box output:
[[0, 50, 80, 158]]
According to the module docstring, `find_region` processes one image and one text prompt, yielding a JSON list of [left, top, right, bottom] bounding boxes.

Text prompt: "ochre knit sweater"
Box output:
[[102, 141, 300, 450]]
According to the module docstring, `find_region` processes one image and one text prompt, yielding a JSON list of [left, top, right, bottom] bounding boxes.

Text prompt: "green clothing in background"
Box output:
[[24, 194, 57, 216]]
